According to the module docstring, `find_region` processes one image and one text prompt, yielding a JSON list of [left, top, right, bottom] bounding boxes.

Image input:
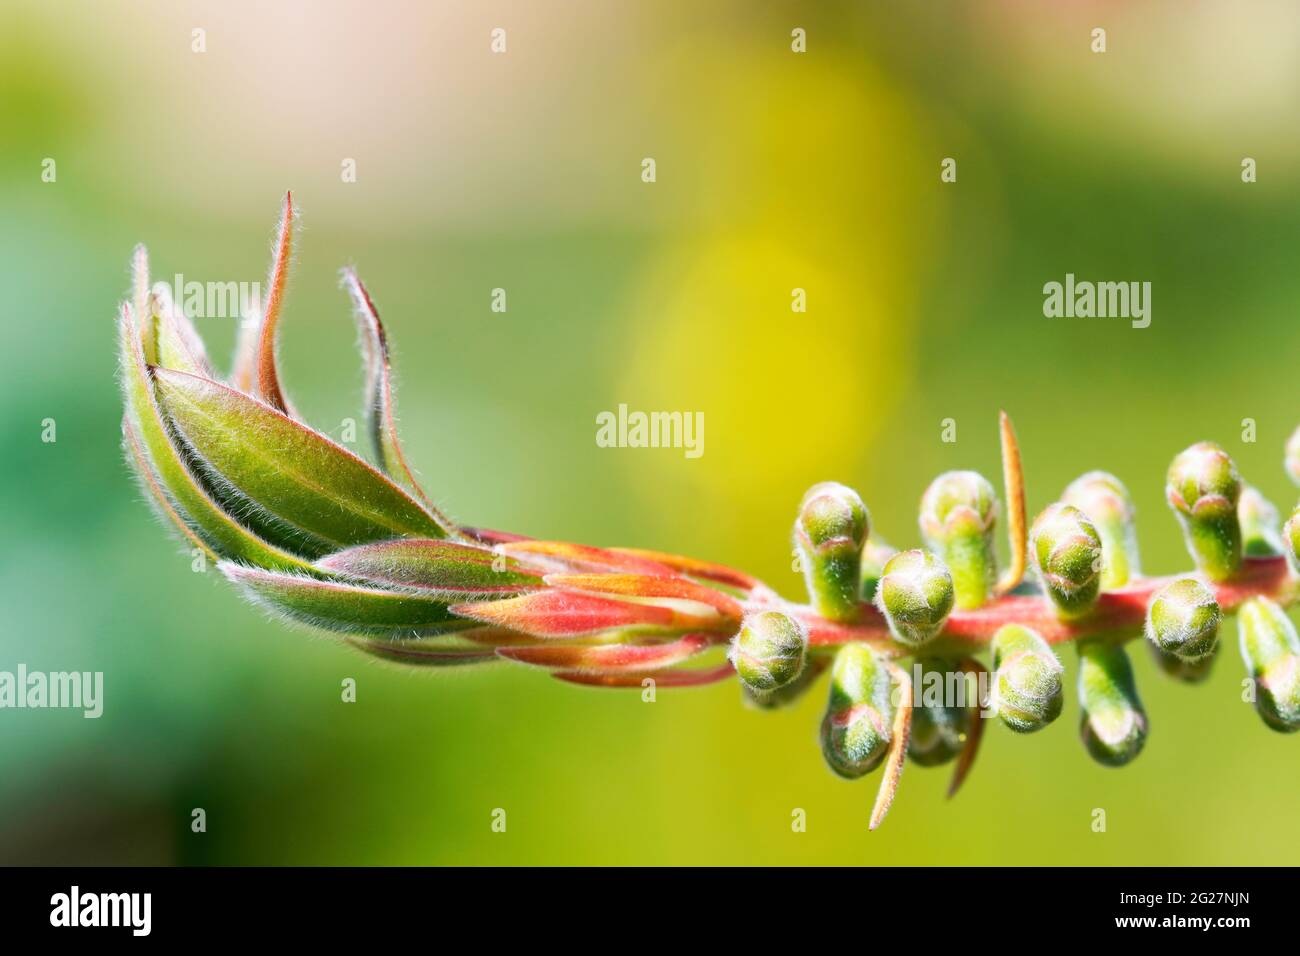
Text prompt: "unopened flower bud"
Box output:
[[1286, 425, 1300, 486], [990, 624, 1063, 733], [795, 482, 869, 623], [859, 538, 896, 603], [820, 644, 896, 779], [1238, 485, 1283, 557], [908, 658, 972, 767], [1062, 471, 1139, 588], [919, 471, 998, 610], [1030, 504, 1103, 619], [1148, 642, 1215, 684], [742, 657, 824, 710], [1078, 641, 1147, 766], [730, 611, 808, 694], [1237, 596, 1300, 733], [874, 549, 954, 648], [1166, 442, 1242, 581], [1145, 578, 1220, 663]]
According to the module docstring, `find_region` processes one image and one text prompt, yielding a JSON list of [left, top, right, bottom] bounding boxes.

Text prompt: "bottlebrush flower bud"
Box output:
[[919, 471, 998, 610], [1239, 485, 1284, 557], [1078, 641, 1147, 766], [1145, 578, 1221, 663], [1286, 425, 1300, 486], [1030, 504, 1102, 619], [794, 482, 869, 623], [1062, 471, 1139, 588], [908, 657, 972, 766], [1166, 442, 1242, 581], [874, 549, 954, 648], [820, 644, 896, 779], [990, 624, 1063, 733], [1237, 597, 1300, 733], [730, 610, 809, 694]]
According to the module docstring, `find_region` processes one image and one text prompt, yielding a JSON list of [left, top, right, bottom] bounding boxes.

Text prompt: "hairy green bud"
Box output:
[[1145, 578, 1221, 663], [919, 470, 998, 610], [990, 624, 1064, 733], [875, 549, 955, 648], [795, 482, 869, 623], [820, 644, 896, 779], [1286, 425, 1300, 486], [1078, 641, 1147, 766], [1166, 442, 1242, 581], [1238, 485, 1283, 557], [1030, 503, 1103, 619], [859, 538, 896, 603], [730, 611, 808, 694], [1237, 596, 1300, 733], [742, 656, 824, 710], [1148, 642, 1216, 683], [1062, 471, 1139, 588], [908, 658, 972, 766]]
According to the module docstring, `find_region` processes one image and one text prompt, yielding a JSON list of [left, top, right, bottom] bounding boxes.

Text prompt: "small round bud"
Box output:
[[874, 549, 954, 648], [1238, 485, 1284, 557], [1078, 642, 1147, 767], [1286, 424, 1300, 486], [819, 644, 896, 779], [795, 482, 869, 623], [1030, 503, 1103, 619], [1145, 578, 1221, 663], [908, 658, 972, 766], [919, 471, 998, 610], [1062, 471, 1139, 588], [1148, 642, 1216, 684], [730, 611, 808, 694], [990, 624, 1064, 733], [1165, 441, 1242, 581], [1237, 596, 1300, 733]]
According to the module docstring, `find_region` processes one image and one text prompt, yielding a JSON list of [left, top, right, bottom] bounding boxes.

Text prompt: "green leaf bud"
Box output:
[[1147, 642, 1216, 683], [1078, 641, 1148, 767], [794, 482, 869, 623], [874, 549, 955, 648], [1286, 424, 1300, 486], [1144, 578, 1221, 663], [919, 470, 998, 610], [730, 610, 808, 694], [990, 624, 1064, 733], [1030, 503, 1103, 619], [908, 657, 973, 766], [1237, 596, 1300, 733], [1238, 485, 1284, 557], [1165, 441, 1242, 581], [1062, 471, 1139, 588], [820, 644, 896, 779]]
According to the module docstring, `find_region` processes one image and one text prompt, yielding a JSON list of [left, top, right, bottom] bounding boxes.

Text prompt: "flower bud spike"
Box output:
[[1166, 441, 1243, 581], [1062, 471, 1139, 588], [1237, 596, 1300, 732], [1030, 504, 1103, 619], [730, 611, 809, 694], [794, 482, 869, 622], [874, 549, 954, 648], [919, 471, 998, 610], [1078, 641, 1148, 766], [1286, 424, 1300, 486], [1238, 485, 1284, 557], [1145, 578, 1221, 662], [820, 644, 896, 779], [990, 624, 1064, 733], [908, 657, 973, 767]]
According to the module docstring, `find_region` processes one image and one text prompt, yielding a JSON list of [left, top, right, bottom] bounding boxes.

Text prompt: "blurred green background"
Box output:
[[3, 0, 1299, 864]]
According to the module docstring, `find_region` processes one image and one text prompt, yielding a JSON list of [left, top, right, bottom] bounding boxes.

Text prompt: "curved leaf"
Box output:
[[154, 367, 455, 548]]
